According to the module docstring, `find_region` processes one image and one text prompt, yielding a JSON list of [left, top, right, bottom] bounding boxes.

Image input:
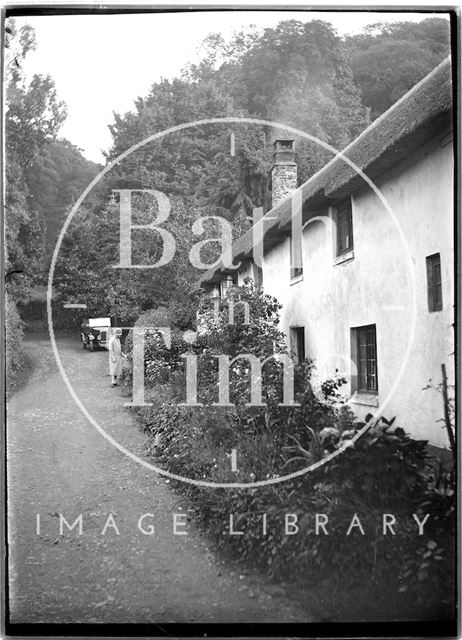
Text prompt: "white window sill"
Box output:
[[349, 392, 379, 408], [334, 249, 354, 265], [290, 274, 304, 285]]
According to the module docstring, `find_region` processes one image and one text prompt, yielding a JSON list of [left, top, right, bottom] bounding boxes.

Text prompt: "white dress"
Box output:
[[108, 336, 123, 377]]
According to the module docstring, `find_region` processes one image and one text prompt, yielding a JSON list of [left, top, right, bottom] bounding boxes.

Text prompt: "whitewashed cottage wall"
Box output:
[[261, 129, 454, 447]]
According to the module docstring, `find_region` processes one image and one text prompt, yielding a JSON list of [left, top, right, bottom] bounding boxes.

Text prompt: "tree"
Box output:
[[105, 19, 369, 225], [54, 193, 202, 325], [230, 19, 369, 182], [346, 18, 451, 119], [4, 18, 66, 387], [26, 139, 101, 265], [5, 18, 67, 302]]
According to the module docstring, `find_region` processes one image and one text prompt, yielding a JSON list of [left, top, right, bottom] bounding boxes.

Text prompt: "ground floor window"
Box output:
[[290, 326, 305, 364], [351, 324, 378, 393], [221, 274, 237, 297], [209, 284, 220, 299]]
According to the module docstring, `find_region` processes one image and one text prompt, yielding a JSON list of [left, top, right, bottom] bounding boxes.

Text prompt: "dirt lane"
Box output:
[[7, 335, 313, 624]]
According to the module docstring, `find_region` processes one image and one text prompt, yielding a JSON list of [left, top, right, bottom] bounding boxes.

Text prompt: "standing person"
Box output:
[[80, 318, 90, 338], [80, 318, 91, 349], [108, 328, 124, 387]]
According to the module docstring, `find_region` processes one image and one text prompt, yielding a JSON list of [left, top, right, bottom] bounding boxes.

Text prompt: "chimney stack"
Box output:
[[271, 139, 297, 207]]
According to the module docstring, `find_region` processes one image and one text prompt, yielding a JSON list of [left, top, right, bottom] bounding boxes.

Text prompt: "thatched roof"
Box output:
[[197, 57, 452, 288]]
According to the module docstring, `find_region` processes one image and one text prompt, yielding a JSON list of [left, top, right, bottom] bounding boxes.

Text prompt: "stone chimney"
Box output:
[[271, 139, 297, 207]]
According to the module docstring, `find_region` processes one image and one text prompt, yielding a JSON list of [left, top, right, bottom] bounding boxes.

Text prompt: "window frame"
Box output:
[[290, 326, 306, 364], [220, 274, 237, 298], [426, 253, 443, 312], [335, 199, 354, 257], [351, 324, 378, 395], [209, 284, 220, 299], [253, 263, 263, 289], [289, 190, 303, 281]]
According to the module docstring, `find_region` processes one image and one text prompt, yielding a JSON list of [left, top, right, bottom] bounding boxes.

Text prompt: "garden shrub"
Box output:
[[124, 281, 455, 621], [398, 460, 455, 619], [6, 294, 26, 389], [120, 306, 185, 390]]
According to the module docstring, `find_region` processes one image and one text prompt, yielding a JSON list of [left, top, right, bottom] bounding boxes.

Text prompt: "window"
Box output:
[[426, 254, 443, 312], [290, 189, 303, 280], [221, 275, 236, 297], [251, 263, 263, 289], [290, 238, 303, 279], [290, 327, 305, 364], [336, 200, 353, 256], [209, 284, 220, 299], [255, 265, 263, 288], [352, 324, 378, 393]]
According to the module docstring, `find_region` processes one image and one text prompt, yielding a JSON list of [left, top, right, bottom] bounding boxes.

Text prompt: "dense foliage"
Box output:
[[5, 19, 66, 302], [104, 17, 450, 208], [4, 20, 101, 372], [53, 192, 206, 327], [105, 19, 370, 200], [5, 292, 26, 389], [345, 18, 451, 118], [5, 19, 67, 384], [26, 139, 102, 265], [123, 283, 455, 621]]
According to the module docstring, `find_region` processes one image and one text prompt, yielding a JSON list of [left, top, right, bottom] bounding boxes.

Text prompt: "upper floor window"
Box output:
[[250, 262, 263, 289], [336, 200, 353, 256], [290, 249, 303, 280], [255, 265, 263, 289], [426, 253, 443, 312], [290, 189, 303, 280]]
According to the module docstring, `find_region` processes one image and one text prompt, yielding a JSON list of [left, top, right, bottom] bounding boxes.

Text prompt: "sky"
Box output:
[[12, 8, 449, 164]]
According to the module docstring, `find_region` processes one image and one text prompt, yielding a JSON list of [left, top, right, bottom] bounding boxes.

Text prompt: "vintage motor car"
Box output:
[[81, 317, 112, 351]]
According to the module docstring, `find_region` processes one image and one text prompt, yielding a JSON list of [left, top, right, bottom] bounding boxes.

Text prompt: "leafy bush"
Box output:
[[141, 408, 455, 620], [398, 460, 455, 618], [6, 294, 26, 389], [124, 282, 455, 621], [120, 306, 186, 390]]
